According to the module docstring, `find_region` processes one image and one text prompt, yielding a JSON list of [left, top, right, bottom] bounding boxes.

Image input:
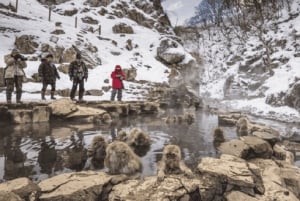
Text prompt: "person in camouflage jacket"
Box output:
[[38, 54, 60, 100], [4, 48, 27, 104], [69, 53, 88, 101]]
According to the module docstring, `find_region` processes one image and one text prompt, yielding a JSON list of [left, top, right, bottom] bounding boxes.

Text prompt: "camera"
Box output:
[[14, 54, 28, 61]]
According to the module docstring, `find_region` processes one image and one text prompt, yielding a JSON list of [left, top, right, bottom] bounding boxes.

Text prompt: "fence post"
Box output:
[[98, 25, 101, 35], [75, 16, 77, 28], [48, 6, 51, 21], [15, 0, 18, 13]]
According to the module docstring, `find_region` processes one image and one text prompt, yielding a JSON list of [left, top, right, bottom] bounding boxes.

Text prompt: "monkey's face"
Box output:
[[163, 145, 181, 168]]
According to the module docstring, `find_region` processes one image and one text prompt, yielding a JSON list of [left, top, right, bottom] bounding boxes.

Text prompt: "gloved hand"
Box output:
[[57, 76, 60, 80]]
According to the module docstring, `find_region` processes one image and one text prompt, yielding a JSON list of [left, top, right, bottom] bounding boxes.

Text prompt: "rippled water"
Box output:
[[0, 109, 298, 183]]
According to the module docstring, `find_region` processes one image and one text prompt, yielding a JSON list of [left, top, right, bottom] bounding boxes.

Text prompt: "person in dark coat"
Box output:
[[69, 53, 88, 101], [38, 54, 60, 100], [4, 48, 27, 104], [110, 65, 125, 101]]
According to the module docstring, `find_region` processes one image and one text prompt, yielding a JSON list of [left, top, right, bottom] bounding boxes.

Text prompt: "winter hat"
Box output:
[[115, 65, 121, 70], [76, 53, 81, 59]]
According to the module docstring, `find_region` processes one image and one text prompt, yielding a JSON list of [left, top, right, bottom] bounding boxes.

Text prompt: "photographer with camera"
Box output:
[[4, 48, 27, 104], [110, 65, 125, 101]]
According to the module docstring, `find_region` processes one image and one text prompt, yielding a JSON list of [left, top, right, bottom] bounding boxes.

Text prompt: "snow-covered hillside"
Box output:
[[0, 0, 193, 102], [167, 1, 300, 123]]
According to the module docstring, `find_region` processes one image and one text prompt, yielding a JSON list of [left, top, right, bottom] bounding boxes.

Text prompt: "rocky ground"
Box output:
[[0, 99, 300, 201]]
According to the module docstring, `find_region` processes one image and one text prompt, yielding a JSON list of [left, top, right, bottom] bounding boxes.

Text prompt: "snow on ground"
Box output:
[[177, 1, 300, 122], [0, 0, 177, 102]]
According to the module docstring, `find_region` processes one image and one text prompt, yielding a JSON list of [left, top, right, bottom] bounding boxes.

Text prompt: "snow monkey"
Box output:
[[157, 144, 193, 182], [126, 128, 152, 157], [213, 127, 225, 148], [236, 117, 248, 136], [116, 129, 128, 142], [127, 128, 151, 148], [104, 141, 143, 175], [86, 135, 107, 169]]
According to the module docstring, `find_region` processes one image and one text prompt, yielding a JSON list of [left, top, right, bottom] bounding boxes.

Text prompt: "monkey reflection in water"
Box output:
[[104, 141, 143, 176], [61, 134, 88, 170], [157, 144, 193, 182], [38, 138, 61, 174], [4, 135, 27, 180]]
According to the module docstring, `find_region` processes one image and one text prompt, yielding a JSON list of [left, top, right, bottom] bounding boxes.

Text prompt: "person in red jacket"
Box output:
[[110, 65, 125, 101]]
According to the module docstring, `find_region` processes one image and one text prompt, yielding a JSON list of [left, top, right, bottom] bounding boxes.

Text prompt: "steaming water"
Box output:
[[0, 109, 298, 183]]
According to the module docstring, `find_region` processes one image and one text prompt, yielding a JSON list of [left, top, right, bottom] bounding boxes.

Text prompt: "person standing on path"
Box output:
[[38, 54, 60, 100], [69, 53, 88, 101], [110, 65, 125, 101], [4, 49, 27, 104]]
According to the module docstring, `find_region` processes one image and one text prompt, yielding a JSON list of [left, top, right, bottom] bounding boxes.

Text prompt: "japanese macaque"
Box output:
[[157, 144, 193, 182], [116, 129, 128, 142], [236, 117, 248, 136], [85, 135, 107, 169], [213, 127, 225, 148], [104, 141, 143, 175], [127, 128, 151, 157], [164, 112, 195, 125], [127, 128, 151, 148]]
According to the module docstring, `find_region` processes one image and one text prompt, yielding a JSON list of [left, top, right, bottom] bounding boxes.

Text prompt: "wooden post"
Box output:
[[15, 0, 18, 13], [98, 25, 101, 35], [48, 6, 51, 21], [75, 16, 77, 28]]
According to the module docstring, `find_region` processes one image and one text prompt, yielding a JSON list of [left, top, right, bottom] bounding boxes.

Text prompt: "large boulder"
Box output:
[[15, 35, 38, 54], [85, 0, 112, 7], [241, 136, 273, 159], [157, 38, 185, 64], [49, 98, 77, 116], [285, 80, 300, 111], [250, 158, 300, 200], [197, 157, 264, 195], [0, 177, 40, 200], [218, 139, 250, 159], [0, 191, 23, 201], [109, 175, 220, 201], [112, 23, 134, 34], [38, 171, 124, 201]]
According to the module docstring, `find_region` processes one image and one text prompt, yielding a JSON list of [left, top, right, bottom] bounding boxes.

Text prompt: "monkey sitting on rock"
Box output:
[[84, 135, 107, 170], [104, 141, 143, 176], [157, 144, 193, 182]]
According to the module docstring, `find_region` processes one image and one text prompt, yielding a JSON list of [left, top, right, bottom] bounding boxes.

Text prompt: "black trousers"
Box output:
[[70, 78, 85, 100], [42, 81, 56, 92]]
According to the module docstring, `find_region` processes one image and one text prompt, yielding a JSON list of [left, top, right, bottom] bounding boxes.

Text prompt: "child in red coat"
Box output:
[[111, 65, 126, 101]]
